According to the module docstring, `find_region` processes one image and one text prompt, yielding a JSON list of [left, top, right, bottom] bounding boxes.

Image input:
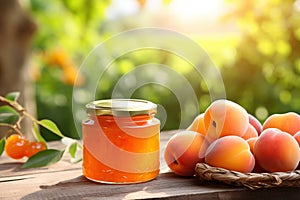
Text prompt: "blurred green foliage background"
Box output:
[[25, 0, 300, 140]]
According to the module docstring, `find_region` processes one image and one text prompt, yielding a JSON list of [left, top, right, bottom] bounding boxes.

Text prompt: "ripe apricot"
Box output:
[[164, 131, 210, 176], [293, 131, 300, 169], [262, 112, 300, 136], [25, 142, 47, 157], [246, 137, 265, 173], [246, 137, 257, 153], [5, 134, 47, 159], [241, 124, 258, 140], [5, 134, 28, 159], [205, 135, 255, 173], [248, 114, 262, 135], [204, 99, 249, 141], [254, 128, 300, 172], [294, 131, 300, 147], [186, 113, 206, 136]]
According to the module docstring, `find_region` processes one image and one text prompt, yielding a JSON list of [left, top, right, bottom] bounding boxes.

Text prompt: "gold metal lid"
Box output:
[[86, 99, 157, 116]]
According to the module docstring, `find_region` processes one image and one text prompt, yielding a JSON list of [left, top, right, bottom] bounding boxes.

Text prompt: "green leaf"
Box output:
[[0, 138, 5, 156], [32, 122, 47, 148], [5, 92, 20, 102], [21, 149, 65, 168], [38, 119, 64, 138], [71, 157, 82, 164], [0, 106, 19, 124], [68, 142, 77, 158]]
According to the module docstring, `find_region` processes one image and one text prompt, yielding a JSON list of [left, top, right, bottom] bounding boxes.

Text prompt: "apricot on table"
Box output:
[[254, 128, 300, 172], [5, 134, 29, 159], [262, 112, 300, 136], [204, 99, 249, 141], [205, 135, 255, 173], [164, 130, 210, 176], [5, 134, 47, 160], [25, 141, 47, 157], [187, 113, 206, 136]]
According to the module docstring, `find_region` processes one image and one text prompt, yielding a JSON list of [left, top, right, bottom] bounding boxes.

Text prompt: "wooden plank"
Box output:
[[2, 130, 300, 199], [2, 167, 300, 200], [0, 130, 177, 178], [0, 167, 242, 200], [0, 154, 81, 179]]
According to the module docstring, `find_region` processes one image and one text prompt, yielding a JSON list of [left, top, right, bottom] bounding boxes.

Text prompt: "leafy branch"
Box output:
[[0, 92, 82, 168]]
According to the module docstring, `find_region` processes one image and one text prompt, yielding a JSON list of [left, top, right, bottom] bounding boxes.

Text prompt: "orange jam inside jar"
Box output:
[[82, 99, 160, 184]]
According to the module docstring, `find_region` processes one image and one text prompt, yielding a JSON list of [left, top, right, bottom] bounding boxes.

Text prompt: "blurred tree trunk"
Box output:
[[0, 0, 36, 138]]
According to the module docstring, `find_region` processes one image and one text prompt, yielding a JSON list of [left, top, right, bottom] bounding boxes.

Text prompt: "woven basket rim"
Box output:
[[195, 163, 300, 190]]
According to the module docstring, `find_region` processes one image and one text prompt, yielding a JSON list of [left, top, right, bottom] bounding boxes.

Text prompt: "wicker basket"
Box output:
[[195, 163, 300, 190]]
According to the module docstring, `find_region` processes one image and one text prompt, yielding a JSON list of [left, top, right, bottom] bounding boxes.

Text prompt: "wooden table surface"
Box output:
[[1, 130, 300, 200]]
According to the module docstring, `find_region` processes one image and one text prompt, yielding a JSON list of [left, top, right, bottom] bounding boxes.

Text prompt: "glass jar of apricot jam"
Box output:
[[82, 99, 160, 184]]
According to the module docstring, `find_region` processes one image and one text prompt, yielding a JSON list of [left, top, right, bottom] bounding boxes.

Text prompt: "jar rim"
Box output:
[[86, 99, 157, 116]]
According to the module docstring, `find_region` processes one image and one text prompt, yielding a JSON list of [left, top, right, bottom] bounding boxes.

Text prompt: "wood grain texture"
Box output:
[[1, 130, 300, 199]]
